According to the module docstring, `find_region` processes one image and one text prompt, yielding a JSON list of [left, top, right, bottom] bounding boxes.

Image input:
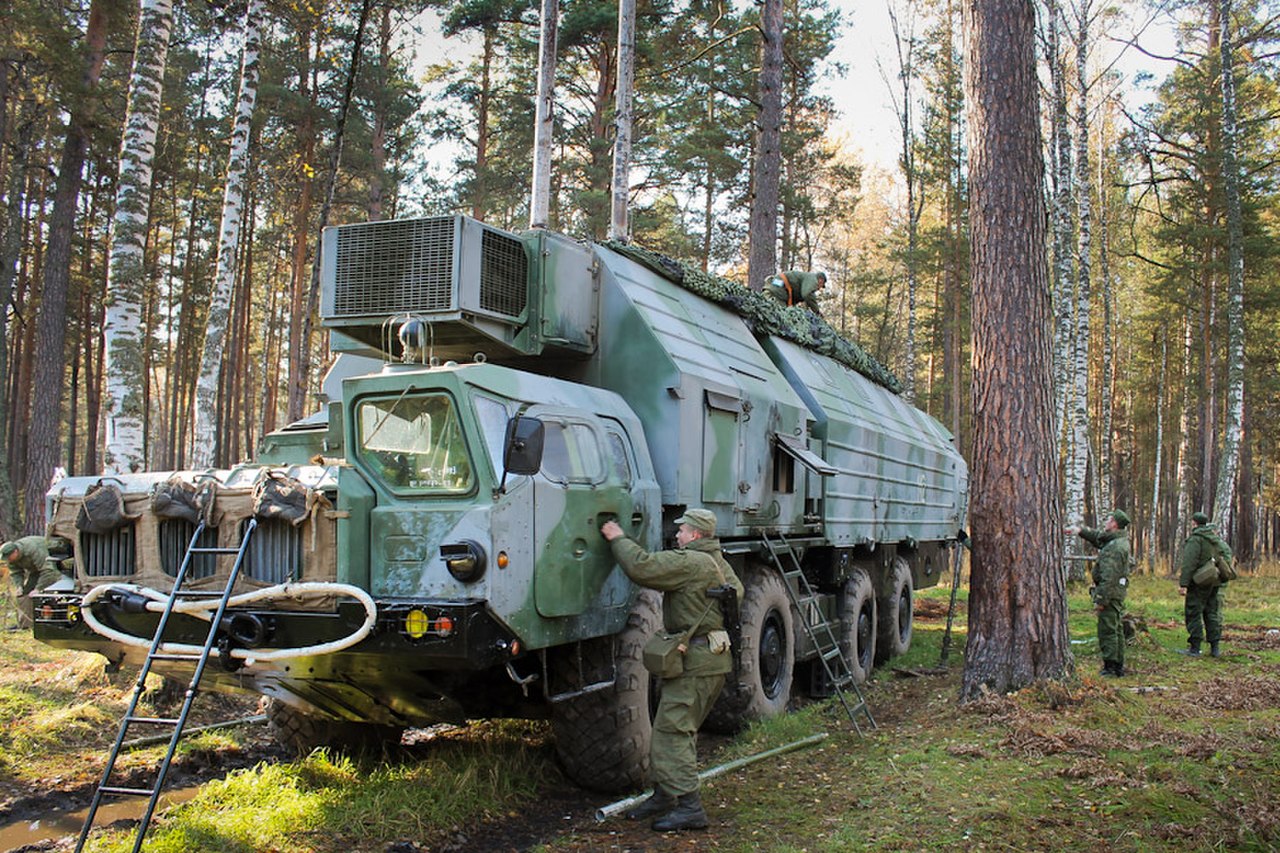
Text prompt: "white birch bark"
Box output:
[[529, 0, 559, 229], [1175, 308, 1192, 544], [1212, 0, 1245, 533], [608, 0, 635, 242], [102, 0, 174, 474], [1097, 126, 1113, 513], [190, 0, 264, 471], [1048, 0, 1074, 446], [1066, 0, 1092, 536]]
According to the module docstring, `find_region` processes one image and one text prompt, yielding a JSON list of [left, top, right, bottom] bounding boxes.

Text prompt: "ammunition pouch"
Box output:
[[75, 481, 138, 535]]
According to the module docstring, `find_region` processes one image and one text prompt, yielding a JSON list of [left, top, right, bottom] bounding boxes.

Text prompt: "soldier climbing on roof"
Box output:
[[765, 270, 826, 315]]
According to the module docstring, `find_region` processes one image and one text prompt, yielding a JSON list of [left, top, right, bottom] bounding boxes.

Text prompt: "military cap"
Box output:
[[1192, 511, 1210, 525], [1110, 509, 1130, 529], [674, 508, 717, 535], [0, 541, 16, 558]]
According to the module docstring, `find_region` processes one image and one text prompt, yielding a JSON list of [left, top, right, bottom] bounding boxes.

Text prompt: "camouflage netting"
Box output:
[[602, 241, 904, 394]]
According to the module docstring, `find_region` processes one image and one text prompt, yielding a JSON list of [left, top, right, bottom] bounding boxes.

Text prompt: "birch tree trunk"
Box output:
[[1212, 0, 1245, 535], [102, 0, 174, 474], [190, 0, 263, 471], [529, 0, 559, 229], [21, 0, 111, 530], [746, 0, 783, 291], [608, 0, 635, 242], [1066, 0, 1093, 537], [1048, 0, 1074, 445], [887, 0, 920, 403], [1175, 307, 1193, 544], [1097, 123, 1114, 513], [961, 0, 1069, 699]]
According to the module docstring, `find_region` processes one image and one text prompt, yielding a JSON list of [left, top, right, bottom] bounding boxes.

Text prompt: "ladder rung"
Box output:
[[150, 653, 201, 662], [172, 590, 228, 598], [127, 716, 181, 726], [99, 785, 157, 797], [821, 647, 843, 662], [189, 547, 241, 554]]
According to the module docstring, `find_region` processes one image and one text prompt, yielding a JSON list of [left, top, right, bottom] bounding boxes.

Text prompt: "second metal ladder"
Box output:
[[76, 518, 258, 853], [761, 531, 876, 735]]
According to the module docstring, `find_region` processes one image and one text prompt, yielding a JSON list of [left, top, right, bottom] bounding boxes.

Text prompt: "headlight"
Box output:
[[440, 540, 486, 583]]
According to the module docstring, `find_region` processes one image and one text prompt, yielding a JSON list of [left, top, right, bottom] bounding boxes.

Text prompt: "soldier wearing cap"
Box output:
[[1068, 510, 1132, 677], [2, 536, 61, 627], [1177, 511, 1232, 657], [601, 508, 744, 832]]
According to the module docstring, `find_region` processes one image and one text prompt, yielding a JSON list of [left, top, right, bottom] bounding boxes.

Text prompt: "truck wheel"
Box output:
[[875, 557, 914, 663], [267, 699, 405, 756], [704, 565, 794, 732], [550, 588, 659, 792], [841, 570, 877, 683]]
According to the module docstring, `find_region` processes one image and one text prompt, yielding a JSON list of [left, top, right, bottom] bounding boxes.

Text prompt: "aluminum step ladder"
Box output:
[[76, 518, 258, 853], [761, 531, 876, 735]]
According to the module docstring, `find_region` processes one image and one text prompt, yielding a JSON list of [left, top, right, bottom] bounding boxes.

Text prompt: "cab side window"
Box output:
[[540, 421, 604, 484], [605, 430, 633, 487]]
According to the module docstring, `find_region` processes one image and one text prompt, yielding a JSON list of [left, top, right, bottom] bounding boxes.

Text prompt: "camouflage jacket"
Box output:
[[1078, 528, 1130, 607], [1179, 525, 1232, 588], [609, 535, 740, 676], [767, 271, 824, 314], [5, 535, 56, 596]]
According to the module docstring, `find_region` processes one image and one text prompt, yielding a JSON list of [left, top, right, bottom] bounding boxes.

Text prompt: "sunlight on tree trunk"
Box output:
[[961, 0, 1069, 699]]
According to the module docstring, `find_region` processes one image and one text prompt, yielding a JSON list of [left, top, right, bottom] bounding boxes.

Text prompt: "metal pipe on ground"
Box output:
[[594, 732, 829, 822]]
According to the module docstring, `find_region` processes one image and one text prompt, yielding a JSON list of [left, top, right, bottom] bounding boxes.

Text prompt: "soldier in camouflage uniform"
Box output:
[[1177, 511, 1231, 658], [765, 271, 826, 315], [601, 509, 744, 832], [2, 536, 61, 627], [1070, 510, 1132, 677]]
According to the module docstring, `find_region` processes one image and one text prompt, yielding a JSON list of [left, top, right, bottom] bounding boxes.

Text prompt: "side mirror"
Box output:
[[503, 416, 545, 477]]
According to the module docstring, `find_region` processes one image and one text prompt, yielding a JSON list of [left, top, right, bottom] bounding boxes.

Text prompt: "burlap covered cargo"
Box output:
[[46, 467, 340, 596]]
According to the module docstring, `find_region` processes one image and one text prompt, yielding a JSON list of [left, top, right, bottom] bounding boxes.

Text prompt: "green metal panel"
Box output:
[[335, 466, 374, 589], [761, 336, 968, 546]]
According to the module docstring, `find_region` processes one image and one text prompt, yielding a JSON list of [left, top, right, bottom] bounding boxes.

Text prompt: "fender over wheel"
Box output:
[[704, 563, 795, 733]]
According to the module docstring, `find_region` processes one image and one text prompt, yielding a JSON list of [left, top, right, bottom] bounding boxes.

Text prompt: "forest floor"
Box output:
[[1, 571, 1278, 852]]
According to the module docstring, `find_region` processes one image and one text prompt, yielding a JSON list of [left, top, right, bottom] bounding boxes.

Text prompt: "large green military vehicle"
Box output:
[[34, 215, 967, 791]]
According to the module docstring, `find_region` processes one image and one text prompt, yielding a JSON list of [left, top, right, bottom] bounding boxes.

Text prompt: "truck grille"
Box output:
[[158, 520, 218, 579], [480, 229, 528, 316], [332, 218, 455, 316], [81, 525, 136, 577], [243, 519, 302, 584]]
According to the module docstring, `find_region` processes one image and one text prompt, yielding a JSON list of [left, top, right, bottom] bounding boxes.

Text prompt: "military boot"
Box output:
[[651, 792, 709, 832], [1176, 641, 1202, 657], [1210, 642, 1221, 658], [625, 788, 675, 821]]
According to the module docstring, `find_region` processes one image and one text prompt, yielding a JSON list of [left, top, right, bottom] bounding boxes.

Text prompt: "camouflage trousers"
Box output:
[[1097, 601, 1126, 667], [651, 672, 725, 796], [1184, 584, 1224, 645]]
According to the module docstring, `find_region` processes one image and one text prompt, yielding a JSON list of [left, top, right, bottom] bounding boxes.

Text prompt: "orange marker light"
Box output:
[[497, 551, 509, 569], [434, 615, 455, 636]]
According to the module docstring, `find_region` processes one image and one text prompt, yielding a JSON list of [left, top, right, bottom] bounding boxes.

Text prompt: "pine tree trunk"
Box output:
[[102, 0, 174, 474], [23, 0, 112, 529], [746, 0, 783, 291], [191, 0, 263, 471], [961, 0, 1068, 699]]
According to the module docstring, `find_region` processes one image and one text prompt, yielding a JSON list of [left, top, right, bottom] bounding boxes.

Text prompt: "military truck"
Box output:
[[33, 215, 967, 791]]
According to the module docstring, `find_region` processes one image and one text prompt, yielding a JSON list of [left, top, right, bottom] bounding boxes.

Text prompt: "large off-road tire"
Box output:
[[705, 565, 795, 733], [550, 589, 660, 792], [841, 569, 877, 684], [266, 699, 405, 756], [875, 556, 914, 663]]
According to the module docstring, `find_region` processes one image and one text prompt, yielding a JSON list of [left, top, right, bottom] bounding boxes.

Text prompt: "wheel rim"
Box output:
[[857, 599, 874, 670], [759, 608, 786, 698]]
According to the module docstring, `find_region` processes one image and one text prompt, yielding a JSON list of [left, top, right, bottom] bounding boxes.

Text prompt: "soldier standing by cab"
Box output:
[[1, 536, 61, 627], [1177, 511, 1231, 657], [601, 509, 744, 832], [1068, 510, 1132, 677]]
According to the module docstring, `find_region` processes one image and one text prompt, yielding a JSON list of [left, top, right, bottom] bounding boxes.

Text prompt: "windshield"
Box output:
[[356, 392, 474, 493]]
